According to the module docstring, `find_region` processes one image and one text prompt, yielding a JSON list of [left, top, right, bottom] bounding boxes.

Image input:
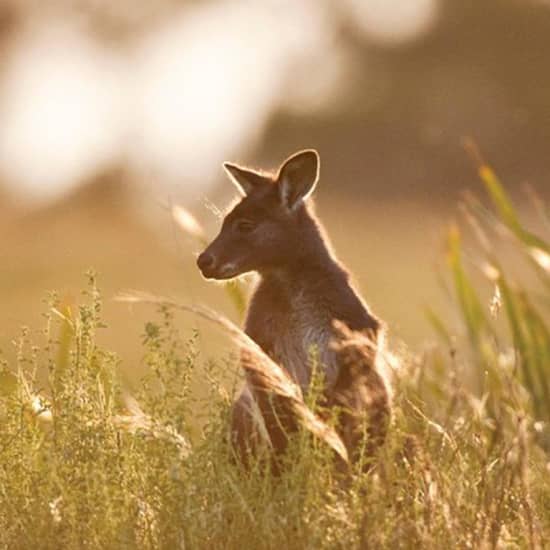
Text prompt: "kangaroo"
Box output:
[[197, 149, 390, 468]]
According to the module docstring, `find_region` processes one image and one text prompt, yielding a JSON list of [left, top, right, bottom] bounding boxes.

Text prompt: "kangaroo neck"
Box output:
[[268, 205, 342, 277], [260, 234, 348, 295]]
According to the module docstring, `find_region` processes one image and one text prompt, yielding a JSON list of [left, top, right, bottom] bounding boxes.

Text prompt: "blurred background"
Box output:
[[0, 0, 549, 375]]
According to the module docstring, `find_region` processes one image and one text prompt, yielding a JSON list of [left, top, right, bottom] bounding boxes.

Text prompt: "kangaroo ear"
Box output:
[[223, 162, 268, 197], [277, 149, 320, 209]]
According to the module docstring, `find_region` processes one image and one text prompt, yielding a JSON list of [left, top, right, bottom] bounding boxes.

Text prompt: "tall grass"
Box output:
[[0, 166, 549, 548], [442, 149, 550, 449]]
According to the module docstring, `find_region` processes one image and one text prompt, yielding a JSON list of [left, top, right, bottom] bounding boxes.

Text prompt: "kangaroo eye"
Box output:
[[235, 220, 256, 234]]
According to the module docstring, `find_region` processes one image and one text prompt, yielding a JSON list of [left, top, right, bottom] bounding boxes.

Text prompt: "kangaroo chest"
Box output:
[[245, 284, 338, 391]]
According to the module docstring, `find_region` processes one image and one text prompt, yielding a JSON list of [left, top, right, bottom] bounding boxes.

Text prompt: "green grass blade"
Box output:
[[447, 225, 488, 343], [479, 164, 550, 253]]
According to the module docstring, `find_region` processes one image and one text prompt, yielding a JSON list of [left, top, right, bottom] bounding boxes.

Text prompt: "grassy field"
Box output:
[[1, 164, 550, 549]]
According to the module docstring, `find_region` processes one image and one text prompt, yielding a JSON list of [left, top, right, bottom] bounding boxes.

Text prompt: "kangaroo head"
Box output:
[[197, 149, 320, 280]]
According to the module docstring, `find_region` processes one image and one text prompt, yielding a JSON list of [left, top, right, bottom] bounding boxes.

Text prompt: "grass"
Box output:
[[1, 163, 550, 549]]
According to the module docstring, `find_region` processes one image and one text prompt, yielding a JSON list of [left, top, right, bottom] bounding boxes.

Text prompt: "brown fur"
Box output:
[[197, 149, 391, 469]]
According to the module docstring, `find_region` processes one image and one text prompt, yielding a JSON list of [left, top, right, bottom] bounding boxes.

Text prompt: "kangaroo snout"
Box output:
[[197, 251, 216, 278], [197, 249, 240, 280]]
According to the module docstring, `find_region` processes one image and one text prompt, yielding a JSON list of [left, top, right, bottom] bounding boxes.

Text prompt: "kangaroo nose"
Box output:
[[197, 252, 215, 273]]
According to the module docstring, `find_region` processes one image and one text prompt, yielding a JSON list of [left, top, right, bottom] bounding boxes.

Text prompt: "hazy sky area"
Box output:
[[0, 0, 442, 205]]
